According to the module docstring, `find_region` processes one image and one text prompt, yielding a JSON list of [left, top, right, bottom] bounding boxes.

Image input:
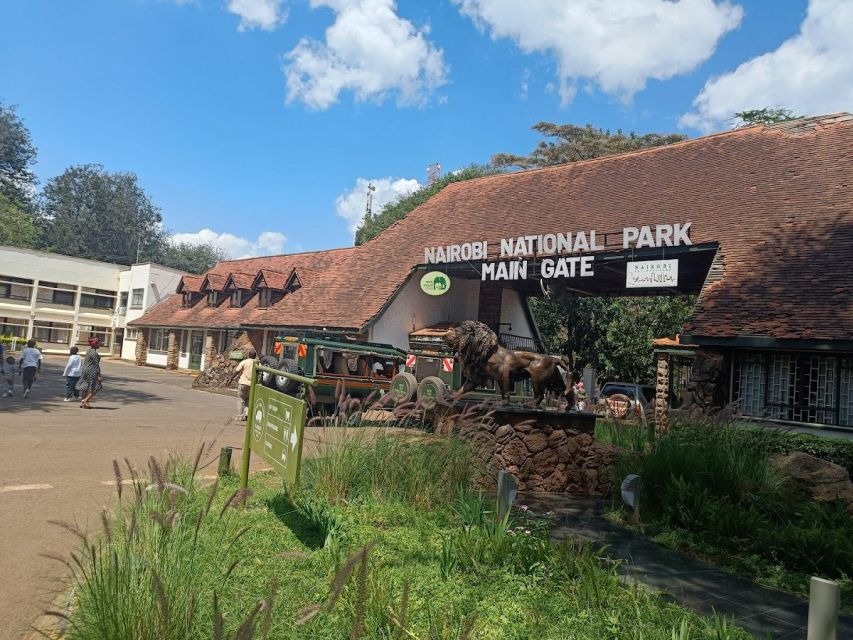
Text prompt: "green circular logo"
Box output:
[[420, 271, 451, 296]]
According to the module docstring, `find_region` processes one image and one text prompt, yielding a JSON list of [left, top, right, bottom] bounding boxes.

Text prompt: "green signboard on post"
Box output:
[[240, 363, 316, 489]]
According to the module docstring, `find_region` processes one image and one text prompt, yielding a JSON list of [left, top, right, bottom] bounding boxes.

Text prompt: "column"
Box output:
[[166, 329, 179, 370], [654, 352, 670, 434], [135, 328, 149, 366], [203, 333, 216, 371]]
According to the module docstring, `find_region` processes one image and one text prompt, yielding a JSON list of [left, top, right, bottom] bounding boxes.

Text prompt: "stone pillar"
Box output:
[[654, 352, 670, 434], [203, 334, 216, 371], [244, 329, 265, 356], [684, 349, 727, 414], [166, 330, 178, 370], [135, 328, 149, 366]]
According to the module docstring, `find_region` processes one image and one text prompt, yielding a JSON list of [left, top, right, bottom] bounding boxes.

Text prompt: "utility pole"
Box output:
[[365, 182, 376, 220]]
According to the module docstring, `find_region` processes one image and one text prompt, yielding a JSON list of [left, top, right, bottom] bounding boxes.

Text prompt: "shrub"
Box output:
[[303, 428, 476, 508]]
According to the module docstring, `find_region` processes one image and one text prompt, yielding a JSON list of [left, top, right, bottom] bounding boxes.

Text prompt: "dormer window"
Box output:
[[230, 290, 244, 308], [207, 291, 219, 307], [258, 288, 272, 308], [183, 293, 191, 309]]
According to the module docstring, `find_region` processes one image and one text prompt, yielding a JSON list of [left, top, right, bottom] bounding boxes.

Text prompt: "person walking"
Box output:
[[228, 348, 257, 421], [18, 339, 42, 398], [76, 338, 103, 409], [63, 346, 83, 402], [2, 355, 16, 397]]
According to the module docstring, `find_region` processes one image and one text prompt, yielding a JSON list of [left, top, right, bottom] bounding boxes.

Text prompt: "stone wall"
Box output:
[[455, 419, 618, 496], [166, 330, 178, 370], [654, 352, 670, 433], [134, 328, 149, 366]]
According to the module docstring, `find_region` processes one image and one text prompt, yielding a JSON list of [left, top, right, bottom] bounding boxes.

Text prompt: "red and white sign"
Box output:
[[442, 357, 454, 373], [405, 354, 416, 368]]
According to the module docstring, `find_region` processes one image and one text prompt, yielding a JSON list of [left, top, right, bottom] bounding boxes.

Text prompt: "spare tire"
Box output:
[[274, 359, 301, 396], [417, 376, 447, 409], [259, 356, 279, 388], [389, 372, 418, 403], [605, 393, 632, 420]]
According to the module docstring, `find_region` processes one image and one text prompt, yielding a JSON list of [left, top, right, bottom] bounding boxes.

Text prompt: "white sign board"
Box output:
[[626, 259, 679, 288]]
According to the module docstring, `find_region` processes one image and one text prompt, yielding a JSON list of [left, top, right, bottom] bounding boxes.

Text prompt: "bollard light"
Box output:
[[497, 471, 518, 521], [808, 576, 840, 640]]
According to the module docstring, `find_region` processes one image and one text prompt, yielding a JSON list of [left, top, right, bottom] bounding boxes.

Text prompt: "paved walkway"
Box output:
[[524, 494, 853, 639]]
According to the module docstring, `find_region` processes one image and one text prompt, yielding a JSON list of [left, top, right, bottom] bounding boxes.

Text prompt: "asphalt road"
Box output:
[[0, 357, 254, 640]]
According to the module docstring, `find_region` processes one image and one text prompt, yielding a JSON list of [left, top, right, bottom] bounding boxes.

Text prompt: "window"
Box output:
[[0, 317, 28, 337], [258, 288, 272, 308], [130, 288, 144, 309], [118, 292, 129, 311], [125, 327, 139, 340], [230, 290, 243, 307], [0, 276, 34, 301], [207, 291, 219, 307], [33, 321, 73, 344], [36, 281, 76, 306], [80, 287, 117, 310], [77, 325, 111, 348], [149, 328, 170, 351]]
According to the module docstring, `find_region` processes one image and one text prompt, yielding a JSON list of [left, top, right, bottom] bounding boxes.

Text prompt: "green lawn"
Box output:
[[53, 433, 753, 639]]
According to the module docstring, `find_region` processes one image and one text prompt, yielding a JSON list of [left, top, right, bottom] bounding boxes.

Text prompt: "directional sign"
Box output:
[[248, 384, 307, 485]]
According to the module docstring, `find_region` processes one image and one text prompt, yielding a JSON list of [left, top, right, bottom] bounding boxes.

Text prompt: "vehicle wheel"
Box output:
[[388, 372, 418, 403], [259, 356, 279, 388], [274, 359, 300, 396], [605, 393, 631, 420], [416, 376, 447, 409]]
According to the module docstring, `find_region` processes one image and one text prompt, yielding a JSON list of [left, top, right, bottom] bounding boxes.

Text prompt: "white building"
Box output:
[[0, 246, 185, 357]]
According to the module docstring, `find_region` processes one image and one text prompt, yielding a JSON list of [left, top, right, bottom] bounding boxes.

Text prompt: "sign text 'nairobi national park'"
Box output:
[[424, 223, 692, 281]]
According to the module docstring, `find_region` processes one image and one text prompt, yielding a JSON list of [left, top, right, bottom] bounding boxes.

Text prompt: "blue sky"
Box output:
[[2, 0, 850, 257]]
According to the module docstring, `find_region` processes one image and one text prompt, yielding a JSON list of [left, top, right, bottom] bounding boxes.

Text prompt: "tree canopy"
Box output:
[[355, 165, 502, 245], [492, 122, 686, 169], [157, 241, 226, 274], [732, 108, 800, 127], [0, 102, 37, 207]]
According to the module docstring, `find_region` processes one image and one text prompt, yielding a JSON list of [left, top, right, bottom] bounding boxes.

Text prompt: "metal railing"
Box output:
[[499, 333, 545, 353]]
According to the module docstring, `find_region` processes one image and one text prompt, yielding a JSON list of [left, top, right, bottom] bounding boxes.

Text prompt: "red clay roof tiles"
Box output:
[[133, 116, 853, 343]]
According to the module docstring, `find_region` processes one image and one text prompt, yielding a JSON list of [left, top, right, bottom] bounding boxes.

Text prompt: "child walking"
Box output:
[[2, 355, 15, 397], [63, 346, 82, 401]]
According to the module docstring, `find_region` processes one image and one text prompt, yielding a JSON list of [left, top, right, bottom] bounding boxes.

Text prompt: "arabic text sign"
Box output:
[[249, 385, 306, 485], [626, 259, 679, 288]]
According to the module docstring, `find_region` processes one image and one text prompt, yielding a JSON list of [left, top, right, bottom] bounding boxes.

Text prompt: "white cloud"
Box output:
[[227, 0, 287, 31], [681, 0, 853, 132], [284, 0, 447, 109], [171, 229, 287, 259], [335, 177, 421, 235], [453, 0, 743, 105]]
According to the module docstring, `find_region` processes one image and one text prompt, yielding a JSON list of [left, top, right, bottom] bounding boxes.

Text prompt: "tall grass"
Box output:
[[43, 448, 274, 640], [303, 428, 476, 508]]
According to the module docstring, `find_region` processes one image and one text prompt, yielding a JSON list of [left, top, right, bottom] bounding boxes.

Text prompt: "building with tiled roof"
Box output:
[[131, 114, 853, 428]]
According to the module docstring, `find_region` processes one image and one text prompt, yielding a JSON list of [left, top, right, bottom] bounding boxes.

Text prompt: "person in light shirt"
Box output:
[[228, 348, 258, 421], [17, 339, 42, 399], [63, 346, 83, 402]]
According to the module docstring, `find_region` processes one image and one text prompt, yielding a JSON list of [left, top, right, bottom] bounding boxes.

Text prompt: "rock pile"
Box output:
[[452, 417, 617, 496], [771, 451, 853, 514], [191, 333, 253, 390]]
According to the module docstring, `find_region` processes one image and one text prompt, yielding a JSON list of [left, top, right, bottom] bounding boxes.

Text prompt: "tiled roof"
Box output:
[[254, 268, 291, 290], [176, 275, 204, 293], [134, 115, 853, 342], [224, 272, 255, 290], [201, 273, 227, 292]]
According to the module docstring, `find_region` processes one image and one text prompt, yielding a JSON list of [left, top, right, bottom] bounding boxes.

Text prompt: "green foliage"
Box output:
[[0, 192, 40, 248], [303, 429, 476, 508], [732, 108, 800, 127], [0, 101, 38, 207], [61, 430, 755, 639], [491, 121, 686, 169], [617, 424, 853, 601], [532, 295, 695, 381], [38, 163, 166, 265], [157, 240, 226, 274], [354, 164, 502, 245]]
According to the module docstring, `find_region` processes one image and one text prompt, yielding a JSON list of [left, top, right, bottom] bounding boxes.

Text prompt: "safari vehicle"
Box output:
[[261, 335, 406, 409], [388, 324, 547, 409]]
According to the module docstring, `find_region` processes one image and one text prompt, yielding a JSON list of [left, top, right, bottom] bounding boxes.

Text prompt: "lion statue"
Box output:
[[443, 320, 574, 408]]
